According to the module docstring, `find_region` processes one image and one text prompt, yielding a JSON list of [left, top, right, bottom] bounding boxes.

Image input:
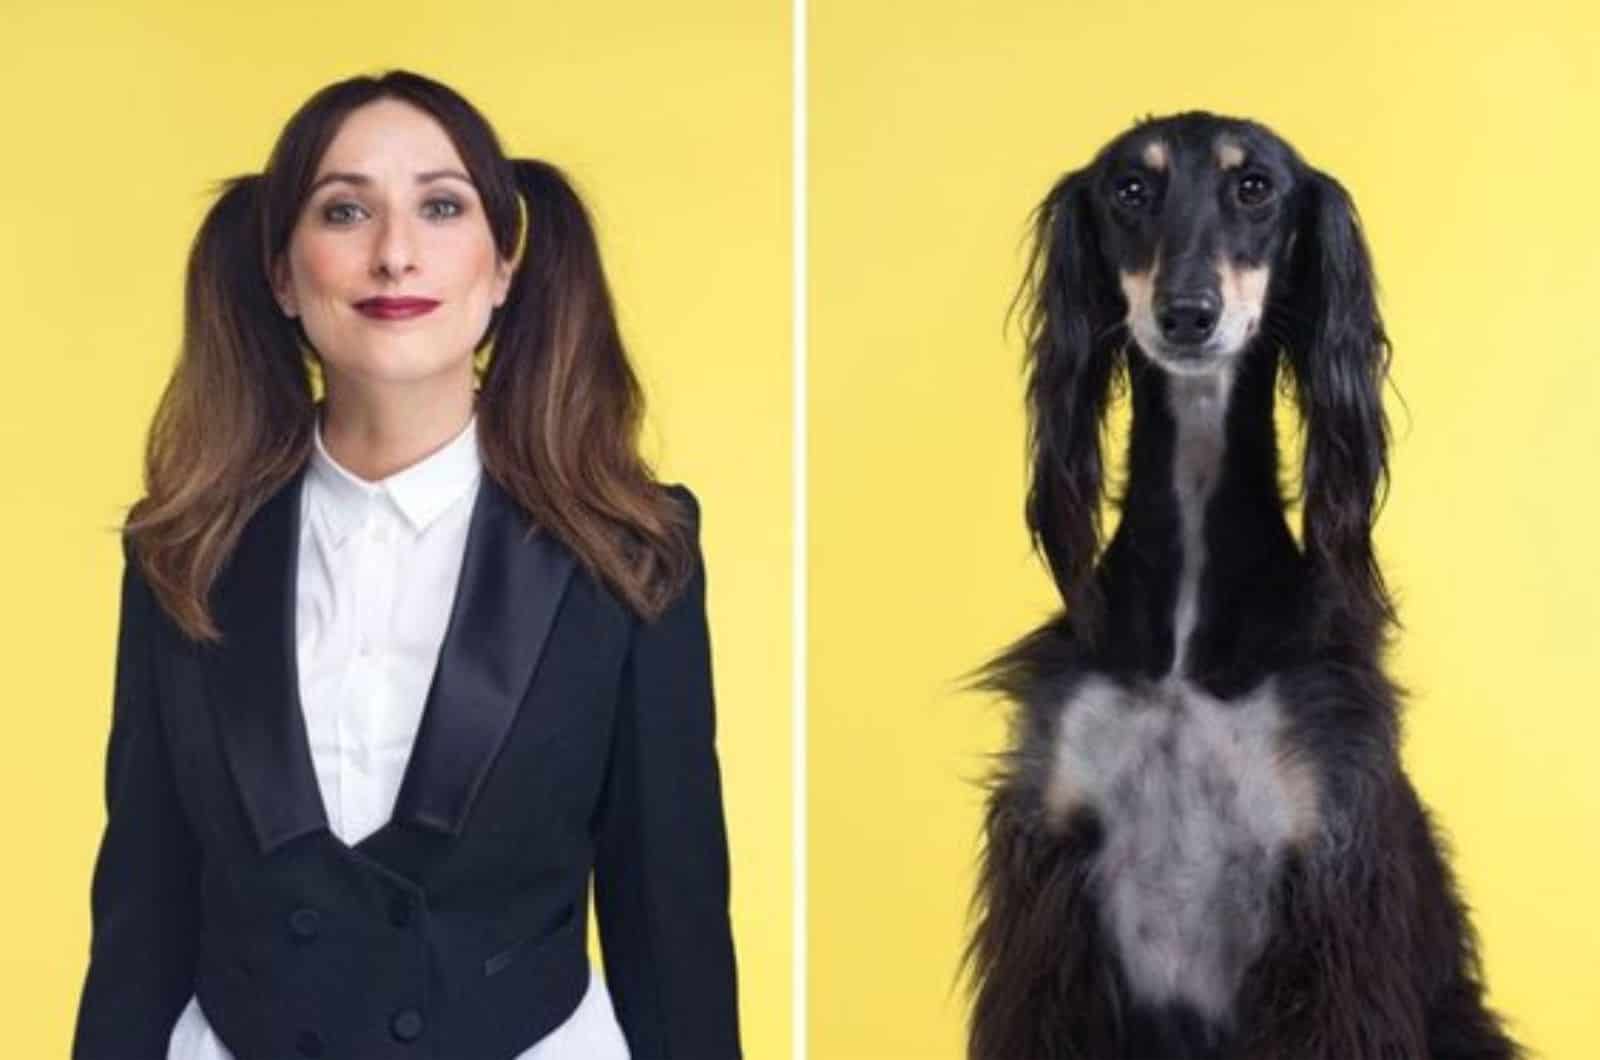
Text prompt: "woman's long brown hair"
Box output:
[[125, 70, 694, 640]]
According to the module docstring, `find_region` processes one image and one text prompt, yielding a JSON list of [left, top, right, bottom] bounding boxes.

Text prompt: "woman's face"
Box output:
[[271, 98, 512, 392]]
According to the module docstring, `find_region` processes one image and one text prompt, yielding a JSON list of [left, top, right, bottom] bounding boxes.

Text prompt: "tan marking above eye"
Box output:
[[1216, 138, 1246, 170], [1141, 140, 1169, 171]]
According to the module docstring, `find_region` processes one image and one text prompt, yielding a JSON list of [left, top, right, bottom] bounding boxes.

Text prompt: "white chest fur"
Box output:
[[1043, 673, 1319, 1022], [1169, 369, 1229, 676]]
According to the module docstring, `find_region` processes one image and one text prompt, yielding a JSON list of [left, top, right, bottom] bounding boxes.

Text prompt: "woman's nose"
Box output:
[[370, 214, 419, 278]]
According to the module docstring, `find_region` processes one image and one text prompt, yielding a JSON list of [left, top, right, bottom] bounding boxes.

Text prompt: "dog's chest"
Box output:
[[1044, 675, 1318, 1023]]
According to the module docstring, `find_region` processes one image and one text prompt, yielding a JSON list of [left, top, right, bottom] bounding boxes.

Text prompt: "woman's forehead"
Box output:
[[313, 98, 468, 179]]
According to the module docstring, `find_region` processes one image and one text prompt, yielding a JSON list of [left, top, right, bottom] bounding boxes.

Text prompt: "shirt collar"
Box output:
[[308, 408, 482, 548]]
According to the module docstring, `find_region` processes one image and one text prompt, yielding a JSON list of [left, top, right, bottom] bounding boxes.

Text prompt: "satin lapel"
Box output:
[[201, 463, 328, 855], [379, 471, 577, 840]]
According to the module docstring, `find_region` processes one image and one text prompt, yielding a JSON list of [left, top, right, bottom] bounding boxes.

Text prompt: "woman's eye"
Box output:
[[322, 201, 368, 224], [423, 198, 464, 220], [1237, 172, 1274, 206], [1114, 175, 1151, 209]]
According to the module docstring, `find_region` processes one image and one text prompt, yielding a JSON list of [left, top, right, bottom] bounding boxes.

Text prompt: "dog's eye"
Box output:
[[1236, 172, 1274, 206], [1114, 175, 1151, 209]]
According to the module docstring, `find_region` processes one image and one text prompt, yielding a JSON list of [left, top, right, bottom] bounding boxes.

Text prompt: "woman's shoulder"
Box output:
[[553, 481, 705, 622], [659, 481, 700, 521]]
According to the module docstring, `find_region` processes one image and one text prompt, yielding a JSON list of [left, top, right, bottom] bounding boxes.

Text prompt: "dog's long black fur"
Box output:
[[965, 112, 1521, 1059]]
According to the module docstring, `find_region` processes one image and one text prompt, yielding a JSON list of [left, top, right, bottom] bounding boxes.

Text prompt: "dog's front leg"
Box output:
[[966, 778, 1124, 1060], [1233, 773, 1434, 1060]]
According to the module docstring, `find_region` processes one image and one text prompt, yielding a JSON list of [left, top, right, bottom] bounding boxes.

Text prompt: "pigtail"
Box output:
[[128, 173, 313, 642], [479, 159, 693, 619]]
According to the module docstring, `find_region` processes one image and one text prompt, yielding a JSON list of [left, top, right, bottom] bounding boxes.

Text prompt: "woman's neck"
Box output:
[[316, 371, 476, 483]]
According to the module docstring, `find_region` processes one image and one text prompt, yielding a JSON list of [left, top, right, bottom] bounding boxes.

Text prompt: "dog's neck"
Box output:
[[1097, 343, 1305, 697], [1166, 368, 1233, 678]]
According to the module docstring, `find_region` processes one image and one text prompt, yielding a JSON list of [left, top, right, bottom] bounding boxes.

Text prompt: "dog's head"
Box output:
[[1096, 116, 1298, 373], [1021, 111, 1393, 638]]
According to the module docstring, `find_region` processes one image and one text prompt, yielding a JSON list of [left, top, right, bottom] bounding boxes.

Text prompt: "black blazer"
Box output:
[[72, 466, 741, 1060]]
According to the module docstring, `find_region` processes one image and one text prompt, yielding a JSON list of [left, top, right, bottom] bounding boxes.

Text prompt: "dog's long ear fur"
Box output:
[[1279, 168, 1396, 647], [1020, 167, 1125, 642]]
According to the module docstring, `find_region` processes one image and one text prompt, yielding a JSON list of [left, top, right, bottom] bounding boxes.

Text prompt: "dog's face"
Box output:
[[1087, 114, 1302, 375], [1023, 111, 1391, 635]]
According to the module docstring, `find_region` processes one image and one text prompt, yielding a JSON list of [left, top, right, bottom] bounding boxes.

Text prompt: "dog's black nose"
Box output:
[[1154, 292, 1220, 346]]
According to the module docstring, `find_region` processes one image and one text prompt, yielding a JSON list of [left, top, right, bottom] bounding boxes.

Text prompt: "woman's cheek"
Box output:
[[298, 236, 361, 298]]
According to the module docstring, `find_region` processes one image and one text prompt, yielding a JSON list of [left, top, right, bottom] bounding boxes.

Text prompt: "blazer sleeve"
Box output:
[[593, 485, 742, 1059], [72, 535, 203, 1059]]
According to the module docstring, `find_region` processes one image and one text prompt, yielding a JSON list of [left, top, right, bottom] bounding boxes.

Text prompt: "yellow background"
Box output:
[[7, 1, 1599, 1057], [0, 2, 790, 1056], [812, 1, 1597, 1058]]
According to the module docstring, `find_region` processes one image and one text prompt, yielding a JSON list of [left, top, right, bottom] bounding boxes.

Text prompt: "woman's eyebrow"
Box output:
[[308, 169, 474, 193]]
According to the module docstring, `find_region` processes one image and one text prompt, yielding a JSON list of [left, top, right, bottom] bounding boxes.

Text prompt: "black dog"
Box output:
[[965, 112, 1522, 1059]]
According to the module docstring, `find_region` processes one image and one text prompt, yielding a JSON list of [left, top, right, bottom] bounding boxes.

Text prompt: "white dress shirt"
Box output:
[[166, 410, 629, 1060]]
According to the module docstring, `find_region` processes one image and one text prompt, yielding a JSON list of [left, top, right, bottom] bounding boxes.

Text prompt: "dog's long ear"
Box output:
[[1019, 167, 1124, 640], [1280, 168, 1396, 643]]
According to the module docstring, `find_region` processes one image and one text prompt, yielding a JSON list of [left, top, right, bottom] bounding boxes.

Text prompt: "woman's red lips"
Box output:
[[354, 297, 440, 320]]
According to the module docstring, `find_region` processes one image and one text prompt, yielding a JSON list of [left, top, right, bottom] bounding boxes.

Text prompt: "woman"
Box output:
[[72, 70, 740, 1060]]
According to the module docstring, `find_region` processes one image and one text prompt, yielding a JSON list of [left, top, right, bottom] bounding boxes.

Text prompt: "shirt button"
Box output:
[[295, 1029, 324, 1057], [288, 907, 321, 941], [391, 1008, 424, 1042], [388, 895, 414, 928]]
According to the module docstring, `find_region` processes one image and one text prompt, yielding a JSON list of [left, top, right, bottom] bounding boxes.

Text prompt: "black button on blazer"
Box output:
[[71, 466, 741, 1060]]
